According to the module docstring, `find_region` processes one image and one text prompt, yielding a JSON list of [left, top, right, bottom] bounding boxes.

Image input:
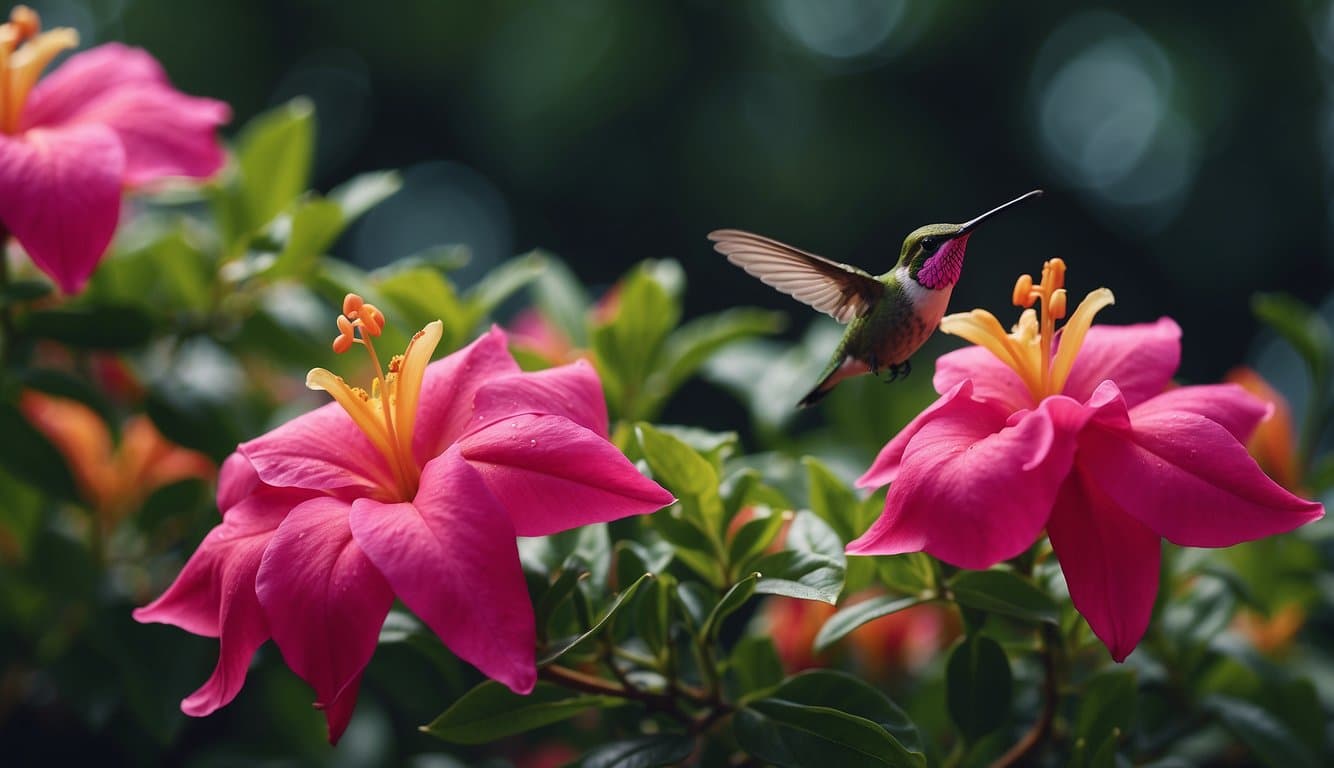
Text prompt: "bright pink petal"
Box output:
[[0, 124, 124, 293], [413, 327, 521, 465], [1061, 319, 1180, 407], [240, 400, 396, 498], [457, 413, 674, 536], [1048, 468, 1160, 662], [1129, 383, 1269, 442], [321, 676, 364, 746], [857, 381, 974, 490], [255, 496, 393, 744], [22, 43, 229, 185], [217, 452, 261, 513], [932, 345, 1035, 411], [1078, 409, 1325, 547], [470, 360, 610, 437], [348, 449, 536, 694], [848, 384, 1090, 568], [133, 488, 303, 716]]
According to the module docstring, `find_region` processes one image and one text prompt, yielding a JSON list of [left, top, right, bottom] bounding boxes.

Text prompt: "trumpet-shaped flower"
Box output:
[[134, 295, 674, 742], [0, 6, 228, 293], [851, 259, 1323, 661]]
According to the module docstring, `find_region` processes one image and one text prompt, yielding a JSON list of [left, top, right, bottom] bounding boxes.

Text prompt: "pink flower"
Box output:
[[134, 294, 674, 742], [850, 258, 1323, 661], [0, 6, 229, 293]]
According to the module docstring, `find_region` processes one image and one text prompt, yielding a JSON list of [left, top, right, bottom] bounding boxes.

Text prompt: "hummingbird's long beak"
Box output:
[[957, 189, 1044, 234]]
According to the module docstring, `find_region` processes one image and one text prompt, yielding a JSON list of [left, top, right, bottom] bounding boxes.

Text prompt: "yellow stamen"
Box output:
[[306, 293, 442, 501], [0, 7, 78, 134], [939, 258, 1114, 402]]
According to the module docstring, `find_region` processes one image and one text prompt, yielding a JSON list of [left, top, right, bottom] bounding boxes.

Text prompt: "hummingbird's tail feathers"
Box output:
[[797, 355, 870, 408]]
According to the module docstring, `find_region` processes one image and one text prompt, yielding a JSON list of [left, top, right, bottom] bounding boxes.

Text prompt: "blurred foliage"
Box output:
[[3, 2, 1334, 766]]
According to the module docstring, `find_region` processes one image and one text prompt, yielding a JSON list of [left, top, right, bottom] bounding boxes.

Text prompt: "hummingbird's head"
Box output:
[[904, 190, 1043, 290]]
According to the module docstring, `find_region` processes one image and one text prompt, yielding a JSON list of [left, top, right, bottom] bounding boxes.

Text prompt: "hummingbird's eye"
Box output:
[[919, 237, 940, 253]]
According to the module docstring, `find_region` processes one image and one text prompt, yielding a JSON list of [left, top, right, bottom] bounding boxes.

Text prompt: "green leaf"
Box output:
[[539, 573, 653, 666], [529, 251, 591, 346], [237, 98, 315, 230], [269, 197, 344, 277], [814, 595, 927, 653], [729, 507, 788, 570], [23, 305, 155, 349], [661, 308, 785, 394], [518, 523, 612, 592], [875, 553, 936, 596], [675, 579, 713, 631], [649, 508, 722, 584], [578, 734, 694, 768], [636, 422, 719, 499], [592, 263, 681, 418], [534, 559, 589, 637], [736, 670, 924, 767], [1204, 695, 1320, 768], [1252, 293, 1331, 382], [0, 278, 52, 306], [729, 635, 785, 693], [803, 455, 863, 542], [948, 569, 1059, 624], [422, 680, 624, 744], [328, 170, 402, 221], [754, 512, 846, 604], [703, 572, 760, 640], [0, 399, 77, 501], [464, 251, 547, 322], [946, 635, 1012, 743], [637, 574, 675, 656], [1074, 670, 1136, 755]]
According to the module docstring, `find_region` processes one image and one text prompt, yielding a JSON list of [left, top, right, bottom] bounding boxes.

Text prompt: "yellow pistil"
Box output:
[[306, 293, 441, 501], [938, 258, 1115, 402], [0, 6, 79, 134]]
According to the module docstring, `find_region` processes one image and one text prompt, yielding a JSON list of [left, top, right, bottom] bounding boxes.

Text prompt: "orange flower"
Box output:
[[763, 590, 956, 676], [1224, 367, 1301, 492], [20, 390, 213, 525], [1232, 603, 1305, 656]]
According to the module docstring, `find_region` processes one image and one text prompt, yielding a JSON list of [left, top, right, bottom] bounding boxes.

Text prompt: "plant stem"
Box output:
[[542, 663, 694, 726], [990, 623, 1060, 768]]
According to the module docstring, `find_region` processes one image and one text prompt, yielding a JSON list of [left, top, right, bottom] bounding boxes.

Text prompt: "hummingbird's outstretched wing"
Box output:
[[708, 229, 884, 323]]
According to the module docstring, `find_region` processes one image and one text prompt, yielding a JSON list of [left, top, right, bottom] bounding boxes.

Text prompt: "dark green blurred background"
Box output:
[[42, 0, 1331, 396]]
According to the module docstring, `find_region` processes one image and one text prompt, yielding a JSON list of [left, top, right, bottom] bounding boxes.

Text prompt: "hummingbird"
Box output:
[[709, 189, 1043, 407]]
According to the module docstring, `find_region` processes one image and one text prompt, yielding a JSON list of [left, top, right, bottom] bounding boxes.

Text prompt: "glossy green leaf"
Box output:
[[328, 169, 402, 221], [518, 523, 612, 591], [464, 251, 547, 321], [269, 197, 344, 277], [1252, 293, 1331, 381], [736, 670, 923, 767], [24, 305, 155, 349], [948, 569, 1059, 624], [803, 455, 863, 542], [704, 572, 760, 640], [528, 251, 591, 346], [1074, 670, 1136, 755], [675, 579, 713, 632], [237, 98, 315, 230], [875, 553, 936, 596], [539, 573, 653, 665], [578, 734, 694, 768], [661, 307, 785, 393], [728, 507, 787, 570], [422, 680, 624, 744], [814, 595, 927, 653], [946, 635, 1012, 742], [636, 422, 719, 500], [534, 558, 589, 638], [729, 634, 785, 693], [1205, 695, 1320, 768], [754, 512, 846, 604]]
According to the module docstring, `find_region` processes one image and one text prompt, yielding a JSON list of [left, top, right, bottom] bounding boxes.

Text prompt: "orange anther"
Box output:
[[342, 293, 364, 318], [360, 304, 385, 337], [1012, 274, 1035, 308], [10, 6, 39, 40], [1049, 289, 1067, 320], [1042, 258, 1067, 291], [387, 354, 404, 374], [332, 334, 353, 354]]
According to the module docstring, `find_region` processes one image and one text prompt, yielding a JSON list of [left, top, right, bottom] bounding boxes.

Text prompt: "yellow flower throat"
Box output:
[[939, 258, 1115, 402], [306, 294, 441, 501], [0, 6, 77, 134]]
